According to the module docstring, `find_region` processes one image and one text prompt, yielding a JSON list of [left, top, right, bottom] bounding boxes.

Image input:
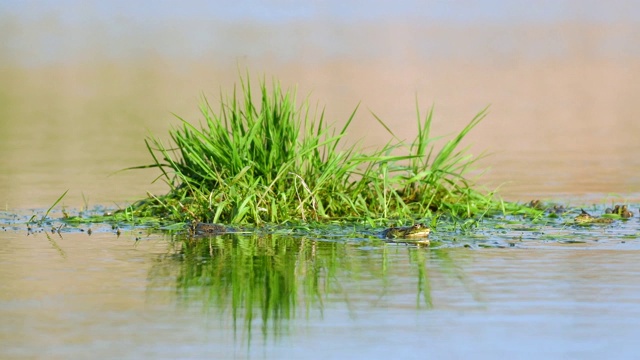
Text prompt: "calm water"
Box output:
[[1, 213, 640, 359], [2, 1, 640, 359]]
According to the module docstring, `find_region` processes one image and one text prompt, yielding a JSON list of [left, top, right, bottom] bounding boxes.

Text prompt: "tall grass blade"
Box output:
[[41, 189, 69, 223]]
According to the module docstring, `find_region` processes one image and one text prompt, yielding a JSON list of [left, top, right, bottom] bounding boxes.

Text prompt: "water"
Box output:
[[2, 1, 640, 358], [2, 216, 639, 359]]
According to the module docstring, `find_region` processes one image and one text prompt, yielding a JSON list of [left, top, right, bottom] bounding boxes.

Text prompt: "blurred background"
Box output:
[[1, 0, 639, 209]]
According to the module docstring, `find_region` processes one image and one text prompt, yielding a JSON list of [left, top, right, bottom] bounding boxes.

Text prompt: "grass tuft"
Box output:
[[124, 74, 505, 224]]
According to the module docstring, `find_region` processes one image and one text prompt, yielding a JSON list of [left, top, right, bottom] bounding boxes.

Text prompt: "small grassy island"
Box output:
[[114, 74, 515, 226]]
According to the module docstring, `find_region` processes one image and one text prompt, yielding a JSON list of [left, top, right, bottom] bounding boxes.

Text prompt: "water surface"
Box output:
[[1, 214, 639, 359]]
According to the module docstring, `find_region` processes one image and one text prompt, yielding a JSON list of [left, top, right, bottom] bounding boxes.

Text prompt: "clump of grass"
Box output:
[[125, 74, 504, 224]]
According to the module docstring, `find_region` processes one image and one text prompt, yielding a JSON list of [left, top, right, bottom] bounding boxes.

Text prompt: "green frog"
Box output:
[[528, 200, 566, 214], [605, 204, 634, 218], [574, 209, 614, 224], [528, 200, 544, 209], [189, 221, 228, 236], [381, 224, 431, 240]]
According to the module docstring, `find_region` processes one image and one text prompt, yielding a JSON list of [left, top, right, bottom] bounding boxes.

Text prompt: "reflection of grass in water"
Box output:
[[408, 248, 432, 308], [172, 235, 476, 347], [404, 247, 476, 309], [176, 234, 347, 344]]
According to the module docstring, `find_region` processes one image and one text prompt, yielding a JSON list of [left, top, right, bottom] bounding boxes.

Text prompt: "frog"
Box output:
[[528, 200, 544, 210], [574, 209, 614, 224], [528, 200, 567, 215], [380, 224, 431, 241], [605, 204, 633, 218], [189, 221, 228, 236]]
